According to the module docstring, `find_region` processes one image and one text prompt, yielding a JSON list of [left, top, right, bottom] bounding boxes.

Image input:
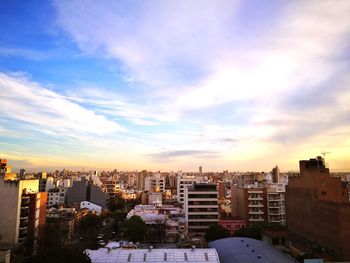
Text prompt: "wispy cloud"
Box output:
[[0, 48, 50, 61], [1, 1, 350, 171], [0, 72, 125, 137], [150, 150, 221, 160]]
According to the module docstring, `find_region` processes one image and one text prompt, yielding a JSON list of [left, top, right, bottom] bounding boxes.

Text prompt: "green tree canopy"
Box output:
[[205, 224, 230, 242], [23, 247, 91, 263], [124, 215, 146, 242], [108, 195, 126, 212], [234, 222, 270, 240]]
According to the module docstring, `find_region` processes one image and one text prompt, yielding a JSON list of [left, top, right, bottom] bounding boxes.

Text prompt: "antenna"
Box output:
[[321, 152, 331, 161]]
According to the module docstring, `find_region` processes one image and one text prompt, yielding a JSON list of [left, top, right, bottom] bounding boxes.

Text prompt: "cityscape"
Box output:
[[1, 1, 350, 263]]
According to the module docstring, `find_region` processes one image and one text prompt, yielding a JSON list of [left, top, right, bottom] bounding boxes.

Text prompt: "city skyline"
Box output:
[[1, 1, 350, 172]]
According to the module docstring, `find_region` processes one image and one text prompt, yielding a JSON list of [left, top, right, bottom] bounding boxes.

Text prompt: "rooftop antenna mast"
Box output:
[[321, 152, 331, 162]]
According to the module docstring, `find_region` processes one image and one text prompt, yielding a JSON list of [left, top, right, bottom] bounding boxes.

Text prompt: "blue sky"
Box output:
[[1, 0, 350, 172]]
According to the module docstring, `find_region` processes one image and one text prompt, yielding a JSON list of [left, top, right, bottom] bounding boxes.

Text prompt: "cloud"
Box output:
[[3, 1, 350, 171], [0, 47, 50, 61], [0, 72, 126, 138], [150, 150, 221, 160]]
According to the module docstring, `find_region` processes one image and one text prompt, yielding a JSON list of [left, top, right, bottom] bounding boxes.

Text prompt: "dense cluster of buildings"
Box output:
[[1, 156, 350, 262]]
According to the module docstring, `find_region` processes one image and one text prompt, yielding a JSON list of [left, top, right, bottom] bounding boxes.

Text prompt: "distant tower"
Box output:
[[138, 170, 146, 191], [271, 165, 280, 183], [19, 169, 26, 179], [199, 166, 203, 175]]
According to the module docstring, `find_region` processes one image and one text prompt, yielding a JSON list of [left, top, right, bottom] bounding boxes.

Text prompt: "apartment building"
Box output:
[[266, 183, 286, 225], [47, 187, 66, 207], [0, 174, 46, 255], [184, 183, 219, 233], [177, 174, 198, 204], [66, 177, 107, 208], [145, 173, 165, 192], [286, 156, 350, 260], [231, 185, 267, 225]]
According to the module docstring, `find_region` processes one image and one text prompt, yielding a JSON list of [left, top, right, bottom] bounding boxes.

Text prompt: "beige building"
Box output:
[[0, 177, 39, 245], [184, 183, 219, 233]]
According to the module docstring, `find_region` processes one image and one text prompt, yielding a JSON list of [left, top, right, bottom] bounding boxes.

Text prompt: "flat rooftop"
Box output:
[[209, 237, 296, 263], [85, 248, 220, 263]]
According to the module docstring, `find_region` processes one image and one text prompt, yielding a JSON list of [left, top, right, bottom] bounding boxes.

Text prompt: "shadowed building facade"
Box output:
[[286, 156, 350, 260]]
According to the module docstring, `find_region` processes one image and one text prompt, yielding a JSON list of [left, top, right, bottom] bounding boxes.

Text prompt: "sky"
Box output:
[[0, 0, 350, 172]]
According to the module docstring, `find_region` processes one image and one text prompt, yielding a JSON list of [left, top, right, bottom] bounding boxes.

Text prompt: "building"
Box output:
[[285, 156, 350, 260], [0, 159, 7, 174], [231, 185, 267, 225], [218, 219, 246, 235], [177, 174, 199, 204], [266, 183, 286, 225], [47, 187, 66, 207], [137, 170, 147, 191], [85, 247, 220, 263], [217, 181, 226, 200], [209, 237, 295, 263], [184, 183, 219, 233], [45, 177, 55, 192], [148, 191, 163, 205], [145, 173, 165, 192], [26, 191, 47, 254], [66, 177, 107, 208], [271, 166, 280, 183], [38, 172, 47, 192], [0, 243, 11, 263], [0, 175, 46, 255], [46, 208, 87, 246], [80, 201, 102, 214]]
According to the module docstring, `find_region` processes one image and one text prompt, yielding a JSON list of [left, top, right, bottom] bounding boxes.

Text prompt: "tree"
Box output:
[[124, 215, 146, 242], [234, 222, 269, 240], [78, 213, 102, 241], [205, 224, 230, 242], [23, 247, 91, 263], [108, 195, 126, 212]]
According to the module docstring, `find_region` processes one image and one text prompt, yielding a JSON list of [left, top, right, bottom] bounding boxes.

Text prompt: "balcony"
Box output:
[[248, 197, 263, 201], [249, 217, 264, 222], [268, 197, 284, 201], [248, 203, 264, 207], [248, 210, 264, 214]]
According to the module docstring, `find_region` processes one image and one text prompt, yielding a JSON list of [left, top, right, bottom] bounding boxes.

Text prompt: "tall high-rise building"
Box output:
[[286, 156, 350, 260], [137, 170, 146, 191], [199, 166, 203, 175], [0, 174, 46, 255], [184, 183, 219, 233], [271, 166, 280, 183]]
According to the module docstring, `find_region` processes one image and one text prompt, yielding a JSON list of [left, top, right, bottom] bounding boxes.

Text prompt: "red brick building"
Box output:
[[231, 185, 268, 226], [286, 156, 350, 260], [218, 181, 226, 200], [27, 192, 47, 255]]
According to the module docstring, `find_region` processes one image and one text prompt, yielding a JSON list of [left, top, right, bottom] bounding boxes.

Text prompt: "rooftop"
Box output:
[[209, 237, 296, 263], [85, 248, 220, 263]]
